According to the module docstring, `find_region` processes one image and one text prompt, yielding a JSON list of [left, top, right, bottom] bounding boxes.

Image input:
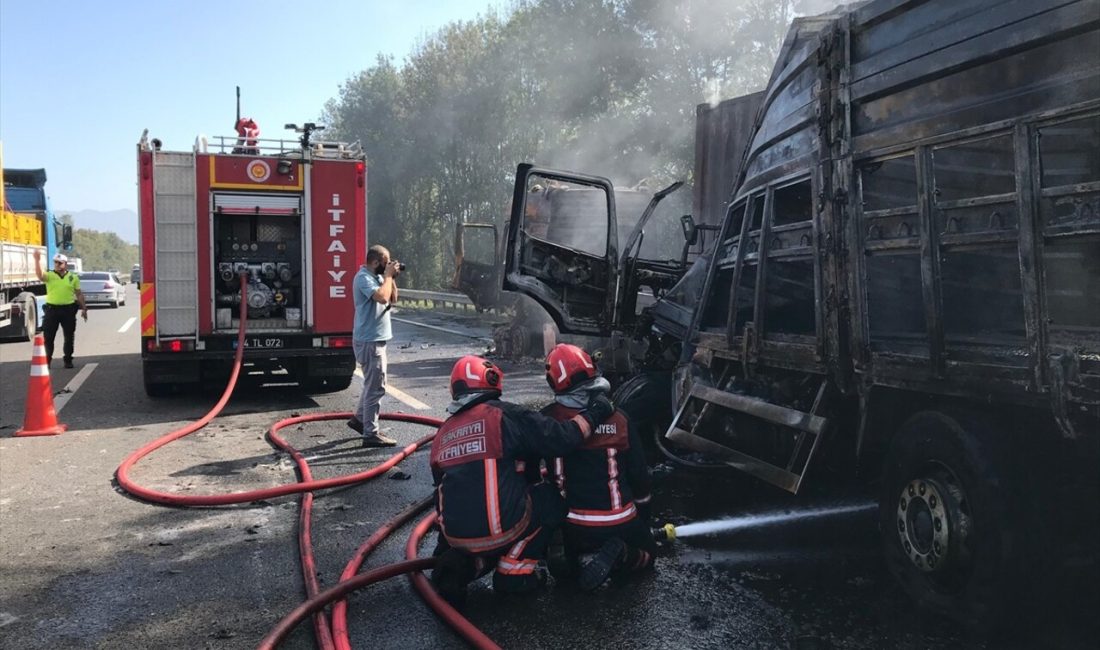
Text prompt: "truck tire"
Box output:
[[879, 410, 1024, 626], [143, 361, 175, 397], [613, 372, 673, 463]]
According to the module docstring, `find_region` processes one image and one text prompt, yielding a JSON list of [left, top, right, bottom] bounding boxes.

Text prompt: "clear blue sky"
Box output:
[[1, 0, 503, 213]]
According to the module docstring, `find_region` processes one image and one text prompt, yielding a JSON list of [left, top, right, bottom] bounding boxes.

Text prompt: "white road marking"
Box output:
[[353, 366, 431, 411], [386, 384, 431, 410], [118, 317, 137, 333], [53, 363, 98, 414]]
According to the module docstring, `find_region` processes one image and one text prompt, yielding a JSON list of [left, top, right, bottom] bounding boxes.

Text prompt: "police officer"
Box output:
[[33, 250, 87, 368], [541, 344, 657, 591], [429, 355, 614, 604]]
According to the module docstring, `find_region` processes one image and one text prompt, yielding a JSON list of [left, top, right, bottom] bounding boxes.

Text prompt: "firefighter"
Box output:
[[233, 117, 260, 154], [429, 355, 614, 604], [541, 343, 657, 591]]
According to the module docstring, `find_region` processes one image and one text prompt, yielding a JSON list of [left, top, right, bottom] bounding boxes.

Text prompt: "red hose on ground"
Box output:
[[256, 558, 437, 650], [406, 513, 502, 650], [114, 277, 440, 506], [265, 418, 434, 649], [331, 496, 435, 650], [117, 412, 437, 506], [260, 509, 501, 650], [115, 275, 500, 649]]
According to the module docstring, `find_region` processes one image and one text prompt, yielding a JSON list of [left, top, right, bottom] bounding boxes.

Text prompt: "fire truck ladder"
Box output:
[[666, 379, 829, 494], [152, 152, 199, 338]]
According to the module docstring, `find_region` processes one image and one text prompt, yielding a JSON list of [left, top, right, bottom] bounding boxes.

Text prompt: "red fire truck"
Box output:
[[136, 124, 367, 396]]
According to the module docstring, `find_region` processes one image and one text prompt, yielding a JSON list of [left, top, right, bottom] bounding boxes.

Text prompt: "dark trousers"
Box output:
[[562, 513, 658, 573], [42, 303, 78, 363], [433, 482, 567, 594], [489, 482, 567, 587]]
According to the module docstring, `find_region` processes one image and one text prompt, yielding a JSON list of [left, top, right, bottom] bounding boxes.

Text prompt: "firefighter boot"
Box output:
[[431, 549, 477, 608], [546, 529, 577, 582], [579, 537, 626, 591], [492, 566, 548, 595]]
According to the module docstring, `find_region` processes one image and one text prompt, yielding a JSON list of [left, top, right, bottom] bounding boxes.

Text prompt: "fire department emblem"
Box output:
[[247, 160, 271, 182]]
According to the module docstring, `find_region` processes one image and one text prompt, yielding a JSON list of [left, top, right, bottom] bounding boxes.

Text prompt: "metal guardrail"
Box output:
[[398, 288, 657, 314], [397, 288, 477, 310]]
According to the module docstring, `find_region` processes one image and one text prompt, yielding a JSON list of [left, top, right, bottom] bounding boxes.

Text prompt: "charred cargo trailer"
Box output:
[[505, 0, 1100, 622], [136, 128, 367, 396]]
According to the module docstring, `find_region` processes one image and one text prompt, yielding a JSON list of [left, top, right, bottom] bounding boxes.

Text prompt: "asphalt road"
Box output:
[[0, 299, 1094, 649]]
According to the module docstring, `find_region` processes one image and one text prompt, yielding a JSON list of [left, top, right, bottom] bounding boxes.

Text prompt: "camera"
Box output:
[[395, 262, 407, 271]]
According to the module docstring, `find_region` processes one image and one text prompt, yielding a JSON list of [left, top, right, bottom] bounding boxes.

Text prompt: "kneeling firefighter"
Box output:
[[542, 344, 657, 590], [429, 355, 614, 604]]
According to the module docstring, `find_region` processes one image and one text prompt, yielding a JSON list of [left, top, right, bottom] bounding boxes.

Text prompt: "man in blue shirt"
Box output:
[[350, 245, 402, 447]]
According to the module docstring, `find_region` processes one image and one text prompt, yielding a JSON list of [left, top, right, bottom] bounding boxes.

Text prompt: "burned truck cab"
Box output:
[[502, 166, 697, 370]]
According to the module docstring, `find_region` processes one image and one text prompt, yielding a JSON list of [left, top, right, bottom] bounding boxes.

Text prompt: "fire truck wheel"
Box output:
[[143, 361, 179, 397], [879, 410, 1024, 627], [613, 372, 672, 464]]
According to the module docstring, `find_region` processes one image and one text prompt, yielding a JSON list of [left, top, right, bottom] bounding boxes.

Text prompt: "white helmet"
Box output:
[[53, 253, 68, 263]]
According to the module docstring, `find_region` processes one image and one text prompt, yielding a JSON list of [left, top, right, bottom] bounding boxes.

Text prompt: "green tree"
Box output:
[[323, 0, 805, 289], [69, 228, 138, 274]]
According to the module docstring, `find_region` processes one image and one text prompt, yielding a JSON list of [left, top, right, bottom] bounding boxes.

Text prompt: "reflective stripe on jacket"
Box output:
[[430, 398, 588, 552], [543, 403, 651, 527]]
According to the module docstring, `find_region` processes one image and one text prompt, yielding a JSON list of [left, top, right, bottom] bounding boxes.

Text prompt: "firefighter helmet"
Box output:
[[545, 344, 599, 393], [450, 355, 503, 399]]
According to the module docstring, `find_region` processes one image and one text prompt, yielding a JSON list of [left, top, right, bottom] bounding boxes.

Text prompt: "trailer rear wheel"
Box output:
[[880, 411, 1023, 626]]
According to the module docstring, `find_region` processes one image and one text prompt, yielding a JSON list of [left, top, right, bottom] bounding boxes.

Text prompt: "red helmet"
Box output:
[[450, 355, 503, 399], [545, 344, 599, 393]]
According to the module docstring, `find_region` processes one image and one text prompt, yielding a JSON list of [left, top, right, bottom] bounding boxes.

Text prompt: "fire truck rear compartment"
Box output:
[[213, 209, 302, 331]]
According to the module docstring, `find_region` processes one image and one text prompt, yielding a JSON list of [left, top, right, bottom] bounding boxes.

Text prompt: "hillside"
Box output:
[[63, 208, 139, 245]]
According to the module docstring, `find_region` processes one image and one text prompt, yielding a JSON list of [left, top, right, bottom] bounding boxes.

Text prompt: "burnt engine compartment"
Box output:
[[214, 213, 302, 323]]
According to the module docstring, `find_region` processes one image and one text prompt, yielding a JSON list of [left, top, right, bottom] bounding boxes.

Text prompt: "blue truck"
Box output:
[[1, 163, 72, 341]]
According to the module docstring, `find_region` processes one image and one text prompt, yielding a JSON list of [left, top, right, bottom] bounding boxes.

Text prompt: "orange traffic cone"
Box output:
[[15, 334, 67, 437]]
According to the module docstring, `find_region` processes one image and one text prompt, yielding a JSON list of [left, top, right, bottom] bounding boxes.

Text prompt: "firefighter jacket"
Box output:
[[542, 403, 653, 527], [430, 397, 591, 554]]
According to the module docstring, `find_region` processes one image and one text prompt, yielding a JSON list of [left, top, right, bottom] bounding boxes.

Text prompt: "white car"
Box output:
[[79, 272, 127, 308]]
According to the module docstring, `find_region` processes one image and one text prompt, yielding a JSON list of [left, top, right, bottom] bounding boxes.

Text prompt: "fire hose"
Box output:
[[114, 275, 500, 649]]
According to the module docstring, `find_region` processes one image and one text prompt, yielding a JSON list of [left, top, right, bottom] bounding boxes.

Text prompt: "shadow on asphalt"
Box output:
[[0, 351, 330, 433]]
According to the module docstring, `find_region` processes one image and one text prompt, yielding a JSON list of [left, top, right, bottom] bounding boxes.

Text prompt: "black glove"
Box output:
[[582, 394, 615, 432]]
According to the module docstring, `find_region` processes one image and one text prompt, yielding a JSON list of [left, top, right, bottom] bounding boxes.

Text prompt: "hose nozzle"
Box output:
[[653, 523, 677, 542]]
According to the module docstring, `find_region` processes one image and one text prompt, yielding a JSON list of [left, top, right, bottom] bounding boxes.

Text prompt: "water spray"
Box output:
[[653, 502, 875, 542]]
